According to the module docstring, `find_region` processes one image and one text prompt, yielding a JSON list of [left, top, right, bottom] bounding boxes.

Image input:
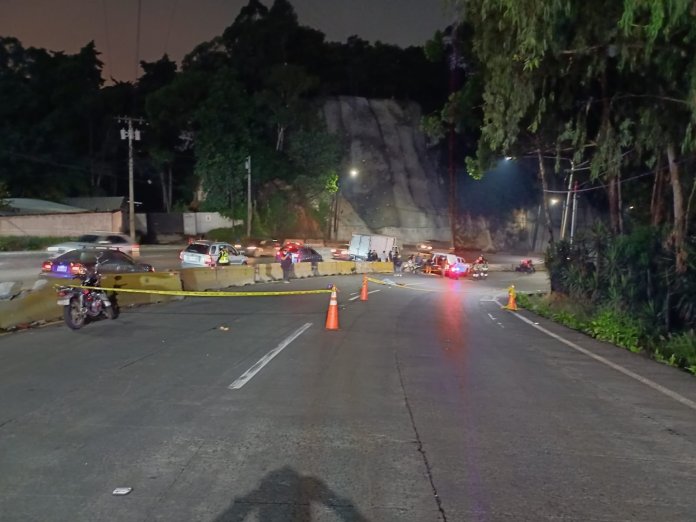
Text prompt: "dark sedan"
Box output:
[[276, 246, 323, 263], [41, 248, 154, 279]]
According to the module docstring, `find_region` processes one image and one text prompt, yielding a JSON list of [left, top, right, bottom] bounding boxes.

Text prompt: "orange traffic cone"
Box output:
[[360, 274, 369, 301], [504, 285, 517, 311], [325, 285, 339, 330]]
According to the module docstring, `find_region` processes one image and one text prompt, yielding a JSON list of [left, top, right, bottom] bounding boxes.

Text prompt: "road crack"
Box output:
[[394, 349, 448, 522]]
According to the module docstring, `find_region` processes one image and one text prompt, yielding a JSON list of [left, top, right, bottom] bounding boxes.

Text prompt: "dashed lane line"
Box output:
[[229, 322, 312, 390]]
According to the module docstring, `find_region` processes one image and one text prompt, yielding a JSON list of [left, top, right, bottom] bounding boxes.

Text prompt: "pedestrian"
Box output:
[[394, 251, 403, 276], [388, 250, 393, 262], [217, 245, 230, 266], [424, 256, 432, 274], [381, 250, 388, 262], [280, 249, 293, 283]]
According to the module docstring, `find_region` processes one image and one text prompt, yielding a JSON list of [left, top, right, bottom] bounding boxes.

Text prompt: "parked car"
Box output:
[[41, 248, 154, 279], [277, 245, 323, 263], [46, 232, 138, 256], [243, 238, 281, 257], [429, 253, 470, 279], [179, 241, 248, 267]]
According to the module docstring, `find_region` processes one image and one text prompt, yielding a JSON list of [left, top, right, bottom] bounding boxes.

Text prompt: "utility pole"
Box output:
[[245, 156, 252, 238], [570, 180, 579, 245], [117, 116, 145, 244], [560, 160, 575, 240]]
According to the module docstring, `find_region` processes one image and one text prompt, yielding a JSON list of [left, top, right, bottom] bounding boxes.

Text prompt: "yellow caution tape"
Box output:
[[56, 284, 333, 297]]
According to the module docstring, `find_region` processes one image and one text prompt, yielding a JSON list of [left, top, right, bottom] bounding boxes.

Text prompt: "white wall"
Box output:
[[0, 211, 123, 237], [183, 213, 244, 236]]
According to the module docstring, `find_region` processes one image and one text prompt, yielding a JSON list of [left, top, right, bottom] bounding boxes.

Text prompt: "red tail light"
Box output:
[[179, 251, 184, 260], [204, 254, 214, 266], [41, 261, 53, 272], [70, 262, 87, 275]]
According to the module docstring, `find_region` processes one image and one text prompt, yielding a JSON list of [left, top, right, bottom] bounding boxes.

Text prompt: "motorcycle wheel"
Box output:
[[63, 298, 86, 330], [104, 301, 120, 320]]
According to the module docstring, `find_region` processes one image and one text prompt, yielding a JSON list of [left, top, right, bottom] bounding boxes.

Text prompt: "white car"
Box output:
[[179, 241, 248, 267], [46, 233, 138, 256]]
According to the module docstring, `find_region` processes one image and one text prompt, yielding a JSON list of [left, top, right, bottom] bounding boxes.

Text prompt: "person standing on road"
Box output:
[[280, 249, 293, 283], [217, 246, 230, 266], [393, 250, 403, 276]]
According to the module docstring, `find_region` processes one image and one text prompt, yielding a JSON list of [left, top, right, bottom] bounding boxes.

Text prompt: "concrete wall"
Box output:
[[183, 213, 244, 236], [0, 211, 123, 237]]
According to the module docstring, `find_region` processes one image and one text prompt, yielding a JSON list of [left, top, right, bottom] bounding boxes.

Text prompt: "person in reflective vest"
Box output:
[[218, 246, 230, 266]]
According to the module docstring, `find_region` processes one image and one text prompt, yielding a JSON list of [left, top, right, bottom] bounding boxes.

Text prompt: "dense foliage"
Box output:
[[428, 0, 696, 341], [0, 0, 448, 237]]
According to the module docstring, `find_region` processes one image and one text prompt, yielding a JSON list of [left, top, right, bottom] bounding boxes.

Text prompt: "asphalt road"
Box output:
[[1, 271, 695, 521]]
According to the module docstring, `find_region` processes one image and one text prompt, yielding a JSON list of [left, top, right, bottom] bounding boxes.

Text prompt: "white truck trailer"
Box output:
[[348, 233, 397, 261]]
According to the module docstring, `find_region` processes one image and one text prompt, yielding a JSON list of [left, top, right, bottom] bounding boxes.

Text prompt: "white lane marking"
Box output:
[[497, 322, 505, 328], [349, 292, 358, 296], [229, 322, 312, 390], [511, 312, 696, 413], [487, 313, 496, 321], [348, 289, 381, 301]]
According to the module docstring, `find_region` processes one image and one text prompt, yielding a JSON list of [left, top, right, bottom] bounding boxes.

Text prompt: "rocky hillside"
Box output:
[[322, 97, 450, 245]]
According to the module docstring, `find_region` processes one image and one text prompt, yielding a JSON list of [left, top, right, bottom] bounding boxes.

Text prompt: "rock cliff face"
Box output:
[[322, 97, 450, 244]]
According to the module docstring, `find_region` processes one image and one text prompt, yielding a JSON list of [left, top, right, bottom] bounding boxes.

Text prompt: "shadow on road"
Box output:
[[212, 466, 370, 522]]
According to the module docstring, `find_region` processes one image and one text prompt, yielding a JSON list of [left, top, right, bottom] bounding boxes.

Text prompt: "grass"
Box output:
[[517, 292, 696, 375], [0, 236, 74, 252]]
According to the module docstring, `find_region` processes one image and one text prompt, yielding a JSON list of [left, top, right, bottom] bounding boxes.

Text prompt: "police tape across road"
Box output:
[[60, 277, 434, 297], [58, 284, 334, 298]]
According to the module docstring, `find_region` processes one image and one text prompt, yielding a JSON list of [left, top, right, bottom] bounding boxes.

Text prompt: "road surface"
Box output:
[[1, 271, 694, 521]]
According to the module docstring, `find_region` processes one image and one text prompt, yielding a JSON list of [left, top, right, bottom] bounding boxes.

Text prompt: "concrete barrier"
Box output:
[[102, 272, 183, 306], [256, 263, 284, 282], [0, 272, 183, 330], [371, 261, 394, 274], [180, 267, 219, 291], [316, 261, 337, 276], [180, 266, 255, 290], [335, 261, 356, 275], [216, 265, 255, 287], [292, 263, 315, 278], [0, 282, 62, 329], [353, 261, 373, 274]]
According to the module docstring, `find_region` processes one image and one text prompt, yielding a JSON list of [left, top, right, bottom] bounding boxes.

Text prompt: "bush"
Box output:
[[656, 332, 696, 374], [205, 228, 242, 244], [587, 307, 647, 353], [0, 236, 74, 252]]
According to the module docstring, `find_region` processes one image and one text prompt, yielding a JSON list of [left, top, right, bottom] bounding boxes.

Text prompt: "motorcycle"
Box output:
[[471, 262, 489, 280], [402, 259, 424, 274], [56, 270, 119, 330], [515, 259, 536, 274]]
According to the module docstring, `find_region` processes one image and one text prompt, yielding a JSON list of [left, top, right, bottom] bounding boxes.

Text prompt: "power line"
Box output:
[[544, 170, 655, 195], [163, 0, 179, 57], [100, 0, 113, 80], [134, 0, 142, 82]]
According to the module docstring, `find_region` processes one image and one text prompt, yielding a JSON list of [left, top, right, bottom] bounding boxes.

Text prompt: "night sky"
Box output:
[[0, 0, 454, 82]]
